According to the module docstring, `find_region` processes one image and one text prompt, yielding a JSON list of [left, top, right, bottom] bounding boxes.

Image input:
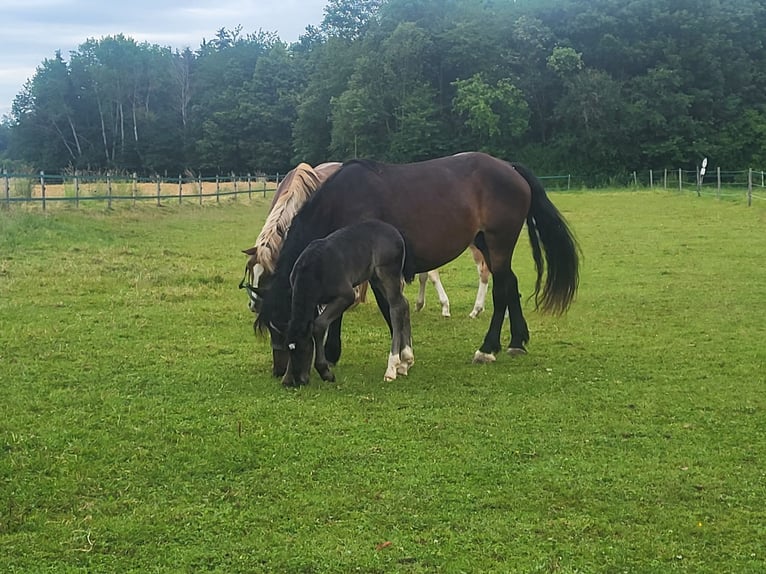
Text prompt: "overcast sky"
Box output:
[[0, 0, 328, 118]]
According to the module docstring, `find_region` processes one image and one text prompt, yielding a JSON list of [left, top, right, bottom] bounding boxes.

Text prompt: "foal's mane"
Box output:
[[251, 163, 321, 273]]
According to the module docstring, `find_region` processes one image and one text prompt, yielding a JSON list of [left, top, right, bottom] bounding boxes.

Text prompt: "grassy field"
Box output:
[[1, 191, 765, 573]]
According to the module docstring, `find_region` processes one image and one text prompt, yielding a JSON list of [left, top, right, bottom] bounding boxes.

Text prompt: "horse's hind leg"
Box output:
[[369, 281, 394, 335], [428, 270, 451, 317], [469, 246, 490, 319], [324, 315, 343, 365], [416, 272, 427, 312], [506, 268, 530, 355], [375, 273, 413, 380]]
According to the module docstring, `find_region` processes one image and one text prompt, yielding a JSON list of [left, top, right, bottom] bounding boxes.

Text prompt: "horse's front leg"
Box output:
[[313, 294, 355, 381]]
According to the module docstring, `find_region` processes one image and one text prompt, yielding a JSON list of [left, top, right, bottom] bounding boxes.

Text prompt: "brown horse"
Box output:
[[241, 162, 488, 319], [256, 152, 580, 380]]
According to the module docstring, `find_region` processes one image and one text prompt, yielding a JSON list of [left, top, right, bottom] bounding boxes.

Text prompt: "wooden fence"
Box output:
[[632, 167, 765, 206], [1, 172, 282, 210], [2, 168, 763, 210]]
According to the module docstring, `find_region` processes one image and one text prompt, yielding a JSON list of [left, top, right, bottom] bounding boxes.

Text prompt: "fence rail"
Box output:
[[1, 171, 282, 210], [2, 168, 763, 210]]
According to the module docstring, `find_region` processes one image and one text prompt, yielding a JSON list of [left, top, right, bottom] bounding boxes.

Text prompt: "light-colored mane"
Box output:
[[251, 163, 322, 274]]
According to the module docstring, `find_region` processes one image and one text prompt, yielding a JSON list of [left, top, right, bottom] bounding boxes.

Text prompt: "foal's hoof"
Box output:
[[507, 346, 527, 356], [281, 378, 306, 388], [320, 370, 336, 382], [472, 350, 496, 364]]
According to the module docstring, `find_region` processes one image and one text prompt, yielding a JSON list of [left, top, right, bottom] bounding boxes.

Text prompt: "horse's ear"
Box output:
[[243, 246, 257, 256]]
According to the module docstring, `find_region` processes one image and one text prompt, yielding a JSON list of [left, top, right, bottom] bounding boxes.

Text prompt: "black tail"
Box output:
[[513, 163, 580, 315]]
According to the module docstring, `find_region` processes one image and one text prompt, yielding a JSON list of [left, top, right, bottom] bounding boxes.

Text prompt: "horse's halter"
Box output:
[[238, 266, 260, 312]]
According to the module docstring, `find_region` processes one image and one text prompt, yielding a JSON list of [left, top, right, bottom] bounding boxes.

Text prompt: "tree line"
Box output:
[[1, 0, 765, 183]]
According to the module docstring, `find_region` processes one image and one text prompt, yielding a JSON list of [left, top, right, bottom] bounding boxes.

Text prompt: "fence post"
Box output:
[[567, 174, 571, 190], [3, 169, 9, 208], [74, 172, 80, 208], [232, 172, 238, 201], [178, 174, 183, 205], [107, 171, 113, 209], [678, 168, 682, 192], [247, 173, 252, 200], [215, 174, 220, 203], [40, 171, 46, 211], [716, 166, 721, 200], [748, 168, 753, 207], [649, 169, 653, 188], [155, 176, 161, 206], [198, 173, 203, 205], [132, 172, 138, 206]]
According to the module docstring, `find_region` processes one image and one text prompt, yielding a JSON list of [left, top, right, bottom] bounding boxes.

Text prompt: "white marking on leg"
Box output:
[[428, 270, 450, 317], [397, 346, 414, 375], [385, 353, 400, 381], [469, 277, 489, 319], [472, 350, 496, 364]]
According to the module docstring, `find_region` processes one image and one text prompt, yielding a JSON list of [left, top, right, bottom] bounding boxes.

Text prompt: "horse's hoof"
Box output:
[[384, 373, 397, 382], [472, 350, 496, 364], [468, 308, 483, 319], [507, 347, 527, 356], [441, 310, 451, 318], [415, 302, 425, 312]]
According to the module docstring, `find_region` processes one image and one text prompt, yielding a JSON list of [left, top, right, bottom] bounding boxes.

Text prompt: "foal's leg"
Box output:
[[369, 281, 394, 334], [324, 315, 343, 365], [312, 293, 356, 381], [506, 267, 530, 355], [375, 273, 414, 380], [469, 246, 490, 319]]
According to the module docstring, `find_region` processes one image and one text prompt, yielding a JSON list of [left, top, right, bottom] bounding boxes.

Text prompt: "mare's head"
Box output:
[[239, 246, 269, 314]]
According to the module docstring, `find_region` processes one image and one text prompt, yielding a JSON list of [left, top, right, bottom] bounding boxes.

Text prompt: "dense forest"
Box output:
[[1, 0, 765, 181]]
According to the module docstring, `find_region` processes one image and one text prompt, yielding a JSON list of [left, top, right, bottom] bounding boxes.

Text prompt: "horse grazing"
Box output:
[[241, 162, 487, 320], [239, 162, 351, 315], [283, 220, 416, 387], [256, 152, 580, 378]]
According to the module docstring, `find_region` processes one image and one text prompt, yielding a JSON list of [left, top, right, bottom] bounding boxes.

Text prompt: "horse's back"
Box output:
[[299, 153, 530, 271]]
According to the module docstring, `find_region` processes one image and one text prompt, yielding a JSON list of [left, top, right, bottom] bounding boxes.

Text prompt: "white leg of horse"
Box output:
[[469, 277, 489, 318], [427, 270, 451, 317], [472, 350, 497, 363], [468, 246, 490, 318], [397, 344, 415, 375], [385, 353, 401, 381], [416, 272, 427, 311]]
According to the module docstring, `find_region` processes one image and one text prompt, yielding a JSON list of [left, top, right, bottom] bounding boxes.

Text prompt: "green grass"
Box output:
[[1, 192, 765, 573]]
